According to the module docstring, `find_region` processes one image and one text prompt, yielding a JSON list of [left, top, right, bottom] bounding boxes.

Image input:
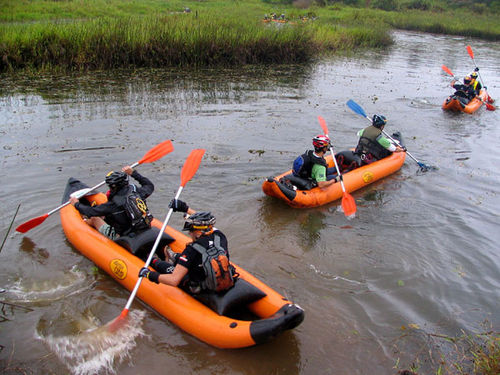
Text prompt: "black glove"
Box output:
[[474, 67, 479, 72], [169, 199, 189, 213], [139, 267, 160, 283]]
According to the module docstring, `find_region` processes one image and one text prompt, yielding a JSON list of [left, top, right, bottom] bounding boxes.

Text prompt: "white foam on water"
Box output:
[[7, 266, 90, 303], [39, 309, 148, 375]]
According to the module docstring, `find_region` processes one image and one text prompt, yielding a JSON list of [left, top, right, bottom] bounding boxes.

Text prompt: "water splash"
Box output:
[[39, 310, 148, 375], [6, 266, 90, 304]]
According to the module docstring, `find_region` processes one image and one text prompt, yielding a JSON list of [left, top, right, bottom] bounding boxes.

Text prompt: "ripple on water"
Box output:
[[359, 195, 440, 229]]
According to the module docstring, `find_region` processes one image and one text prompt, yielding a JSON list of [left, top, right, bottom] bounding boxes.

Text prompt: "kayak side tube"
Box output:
[[61, 178, 304, 349]]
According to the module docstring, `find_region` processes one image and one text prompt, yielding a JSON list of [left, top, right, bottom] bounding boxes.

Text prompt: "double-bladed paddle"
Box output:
[[441, 65, 495, 111], [109, 148, 205, 332], [346, 99, 434, 172], [317, 116, 356, 217], [466, 45, 495, 109], [15, 140, 174, 233]]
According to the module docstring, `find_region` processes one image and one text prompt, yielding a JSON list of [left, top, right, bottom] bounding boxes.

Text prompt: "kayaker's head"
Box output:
[[464, 75, 472, 85], [470, 72, 478, 81], [105, 171, 128, 192], [183, 211, 215, 238], [372, 114, 387, 129], [312, 135, 330, 153]]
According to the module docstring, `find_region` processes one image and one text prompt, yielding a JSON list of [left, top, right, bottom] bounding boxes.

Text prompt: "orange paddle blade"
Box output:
[[485, 102, 496, 111], [108, 308, 129, 333], [466, 45, 474, 59], [15, 213, 49, 233], [138, 139, 174, 165], [318, 116, 328, 135], [341, 192, 356, 217], [441, 65, 454, 77], [180, 149, 205, 187]]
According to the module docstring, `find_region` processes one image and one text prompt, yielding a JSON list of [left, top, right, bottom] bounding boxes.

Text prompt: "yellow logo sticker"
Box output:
[[136, 198, 147, 214], [110, 259, 127, 280], [362, 172, 374, 183]]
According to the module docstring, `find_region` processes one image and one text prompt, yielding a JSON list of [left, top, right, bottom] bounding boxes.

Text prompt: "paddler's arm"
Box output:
[[123, 165, 154, 199], [139, 264, 188, 287], [378, 137, 405, 153], [312, 164, 337, 189], [69, 197, 115, 217]]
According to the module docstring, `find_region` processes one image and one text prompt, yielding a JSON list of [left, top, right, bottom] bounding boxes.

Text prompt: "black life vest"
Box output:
[[293, 150, 327, 179], [355, 126, 392, 161]]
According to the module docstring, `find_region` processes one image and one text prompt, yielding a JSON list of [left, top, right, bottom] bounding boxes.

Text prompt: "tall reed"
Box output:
[[0, 13, 391, 72]]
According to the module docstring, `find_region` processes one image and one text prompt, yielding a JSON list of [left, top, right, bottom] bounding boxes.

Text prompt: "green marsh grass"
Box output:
[[1, 0, 498, 72], [0, 11, 391, 72]]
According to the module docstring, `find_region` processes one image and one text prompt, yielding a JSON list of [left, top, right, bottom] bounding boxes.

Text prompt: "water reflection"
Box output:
[[257, 197, 329, 251], [19, 236, 50, 263], [157, 330, 301, 375], [0, 65, 315, 120]]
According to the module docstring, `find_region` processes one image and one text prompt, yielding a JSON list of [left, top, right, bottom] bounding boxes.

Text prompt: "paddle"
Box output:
[[441, 65, 458, 81], [441, 64, 495, 111], [346, 99, 433, 172], [15, 140, 174, 233], [466, 45, 496, 107], [317, 116, 356, 217], [109, 148, 205, 332]]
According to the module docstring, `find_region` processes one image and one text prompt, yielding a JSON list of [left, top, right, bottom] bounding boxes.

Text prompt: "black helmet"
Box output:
[[182, 211, 216, 232], [105, 171, 128, 190], [372, 114, 387, 129]]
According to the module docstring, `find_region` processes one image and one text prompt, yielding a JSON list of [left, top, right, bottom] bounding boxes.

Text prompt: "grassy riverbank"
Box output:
[[0, 0, 498, 71]]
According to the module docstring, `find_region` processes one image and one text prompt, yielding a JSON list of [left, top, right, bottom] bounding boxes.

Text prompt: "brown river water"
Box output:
[[1, 31, 499, 375]]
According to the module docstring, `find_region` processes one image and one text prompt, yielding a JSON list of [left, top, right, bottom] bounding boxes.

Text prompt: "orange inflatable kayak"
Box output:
[[61, 178, 304, 349], [442, 89, 488, 114], [262, 147, 406, 208]]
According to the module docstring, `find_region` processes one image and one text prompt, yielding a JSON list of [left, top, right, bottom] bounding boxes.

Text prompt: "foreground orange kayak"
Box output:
[[442, 89, 488, 114], [262, 146, 406, 208], [61, 178, 304, 349]]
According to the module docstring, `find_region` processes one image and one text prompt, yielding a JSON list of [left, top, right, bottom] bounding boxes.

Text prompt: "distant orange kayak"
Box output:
[[262, 148, 406, 208], [442, 89, 488, 114], [61, 178, 304, 349]]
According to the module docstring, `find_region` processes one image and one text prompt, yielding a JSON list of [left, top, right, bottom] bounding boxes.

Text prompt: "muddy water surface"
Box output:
[[1, 31, 499, 374]]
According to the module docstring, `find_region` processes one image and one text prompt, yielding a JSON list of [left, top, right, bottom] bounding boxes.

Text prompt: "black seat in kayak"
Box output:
[[280, 174, 316, 191], [195, 278, 267, 316], [115, 227, 174, 261]]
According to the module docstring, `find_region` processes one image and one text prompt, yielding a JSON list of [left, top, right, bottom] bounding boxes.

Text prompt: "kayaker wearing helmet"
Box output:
[[139, 199, 235, 294], [355, 114, 404, 165], [292, 135, 340, 189], [69, 166, 154, 239], [468, 70, 482, 96], [451, 68, 481, 103]]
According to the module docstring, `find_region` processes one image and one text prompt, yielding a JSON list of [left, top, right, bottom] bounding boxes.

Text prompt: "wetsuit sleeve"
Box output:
[[74, 201, 117, 217], [131, 170, 154, 199], [311, 164, 327, 182]]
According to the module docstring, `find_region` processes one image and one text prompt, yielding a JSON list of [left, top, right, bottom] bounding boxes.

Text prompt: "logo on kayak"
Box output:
[[110, 259, 127, 280], [362, 171, 374, 183]]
